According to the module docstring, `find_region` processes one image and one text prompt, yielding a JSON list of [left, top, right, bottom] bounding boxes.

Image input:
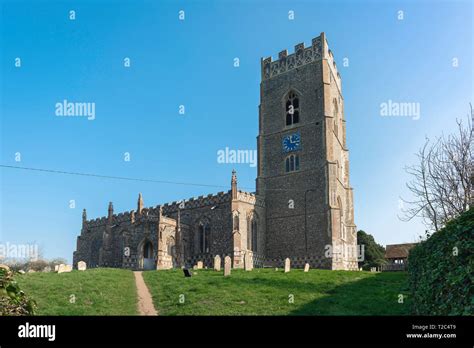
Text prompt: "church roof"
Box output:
[[385, 243, 418, 259]]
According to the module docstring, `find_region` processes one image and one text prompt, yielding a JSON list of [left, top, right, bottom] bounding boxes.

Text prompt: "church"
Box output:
[[73, 32, 358, 271]]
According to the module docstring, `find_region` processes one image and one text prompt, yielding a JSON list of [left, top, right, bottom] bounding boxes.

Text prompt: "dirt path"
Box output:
[[133, 271, 158, 316]]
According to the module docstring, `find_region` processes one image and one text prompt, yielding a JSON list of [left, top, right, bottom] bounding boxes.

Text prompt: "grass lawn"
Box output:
[[16, 268, 138, 315], [143, 268, 411, 315]]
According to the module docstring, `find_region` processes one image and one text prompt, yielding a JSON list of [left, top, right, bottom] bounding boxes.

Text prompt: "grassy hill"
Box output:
[[142, 268, 410, 315], [15, 268, 137, 315], [14, 268, 410, 315]]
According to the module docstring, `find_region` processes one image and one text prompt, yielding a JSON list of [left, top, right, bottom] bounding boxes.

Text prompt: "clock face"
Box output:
[[282, 133, 301, 152]]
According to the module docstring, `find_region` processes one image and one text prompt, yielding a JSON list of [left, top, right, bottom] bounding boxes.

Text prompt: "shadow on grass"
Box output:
[[145, 269, 410, 315], [212, 270, 411, 315], [286, 272, 411, 316]]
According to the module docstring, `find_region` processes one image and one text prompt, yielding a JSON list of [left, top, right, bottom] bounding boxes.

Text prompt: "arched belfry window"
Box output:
[[286, 91, 300, 126], [285, 154, 300, 172]]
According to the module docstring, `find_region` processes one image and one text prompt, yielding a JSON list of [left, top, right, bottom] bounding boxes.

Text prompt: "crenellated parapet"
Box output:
[[261, 32, 342, 91], [84, 216, 108, 228], [82, 188, 263, 229], [236, 190, 255, 203], [261, 34, 323, 81], [160, 191, 232, 214], [114, 211, 133, 223]]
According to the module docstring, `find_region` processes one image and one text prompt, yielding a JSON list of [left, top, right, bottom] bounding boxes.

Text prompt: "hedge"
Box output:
[[0, 266, 37, 315], [408, 208, 474, 315]]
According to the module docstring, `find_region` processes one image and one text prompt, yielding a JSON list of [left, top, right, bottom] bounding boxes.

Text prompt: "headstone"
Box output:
[[304, 263, 310, 272], [183, 269, 192, 277], [244, 253, 253, 271], [18, 270, 25, 274], [193, 265, 198, 270], [370, 267, 376, 273], [213, 255, 221, 271], [77, 261, 87, 271], [359, 267, 363, 271], [43, 266, 51, 273], [27, 269, 36, 273], [58, 264, 72, 274], [197, 261, 203, 269], [224, 256, 231, 277], [54, 265, 59, 272], [284, 258, 291, 273]]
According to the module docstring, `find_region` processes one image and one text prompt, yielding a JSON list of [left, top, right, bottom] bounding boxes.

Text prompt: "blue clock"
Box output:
[[282, 133, 301, 152]]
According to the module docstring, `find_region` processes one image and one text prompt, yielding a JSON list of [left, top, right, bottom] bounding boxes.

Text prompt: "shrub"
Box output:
[[0, 266, 37, 315], [408, 208, 474, 315], [28, 259, 49, 272], [357, 230, 387, 270]]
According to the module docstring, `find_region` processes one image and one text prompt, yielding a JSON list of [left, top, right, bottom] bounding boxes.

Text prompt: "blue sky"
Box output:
[[0, 0, 472, 262]]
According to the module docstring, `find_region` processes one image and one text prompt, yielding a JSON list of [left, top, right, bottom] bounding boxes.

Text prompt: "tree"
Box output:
[[400, 105, 473, 233], [356, 230, 386, 270]]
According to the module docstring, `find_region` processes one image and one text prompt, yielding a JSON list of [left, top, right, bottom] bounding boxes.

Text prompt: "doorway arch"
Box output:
[[139, 239, 155, 270]]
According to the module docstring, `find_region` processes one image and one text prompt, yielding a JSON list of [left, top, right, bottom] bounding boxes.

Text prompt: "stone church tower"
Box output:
[[257, 33, 358, 270]]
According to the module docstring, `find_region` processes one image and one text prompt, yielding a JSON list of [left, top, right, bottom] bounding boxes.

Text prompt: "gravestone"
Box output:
[[18, 270, 25, 274], [43, 266, 51, 273], [183, 269, 192, 277], [193, 265, 198, 270], [214, 255, 221, 271], [197, 261, 203, 269], [54, 265, 59, 272], [78, 261, 87, 271], [304, 263, 310, 272], [224, 256, 231, 276], [284, 258, 291, 273], [244, 253, 253, 271], [370, 267, 376, 273], [58, 264, 72, 274]]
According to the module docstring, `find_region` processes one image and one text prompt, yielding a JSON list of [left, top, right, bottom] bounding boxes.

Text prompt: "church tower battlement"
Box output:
[[260, 33, 342, 92]]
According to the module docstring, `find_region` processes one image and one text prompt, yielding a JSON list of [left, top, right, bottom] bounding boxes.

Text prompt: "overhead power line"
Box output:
[[0, 164, 242, 190], [0, 164, 319, 192]]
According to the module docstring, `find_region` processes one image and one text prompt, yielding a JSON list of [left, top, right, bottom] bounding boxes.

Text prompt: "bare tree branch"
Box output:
[[399, 105, 472, 233]]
